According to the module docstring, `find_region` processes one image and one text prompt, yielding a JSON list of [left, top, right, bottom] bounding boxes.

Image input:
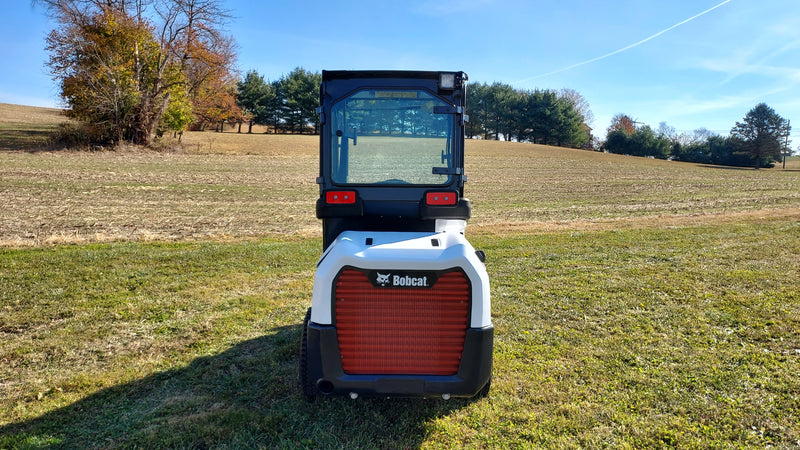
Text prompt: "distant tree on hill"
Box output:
[[631, 126, 671, 159], [779, 121, 793, 168], [656, 122, 676, 142], [485, 82, 516, 141], [279, 68, 321, 134], [237, 70, 272, 133], [708, 135, 749, 166], [519, 89, 588, 147], [593, 105, 792, 167], [607, 114, 636, 135], [731, 103, 789, 169], [463, 83, 590, 147], [602, 124, 670, 159], [559, 88, 594, 127], [552, 92, 590, 148], [234, 69, 322, 135], [465, 83, 490, 139], [192, 76, 241, 132], [518, 89, 560, 144], [691, 128, 714, 146], [262, 80, 285, 134]]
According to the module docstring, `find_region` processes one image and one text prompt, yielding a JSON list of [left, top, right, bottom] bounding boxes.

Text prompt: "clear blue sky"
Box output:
[[3, 0, 800, 142]]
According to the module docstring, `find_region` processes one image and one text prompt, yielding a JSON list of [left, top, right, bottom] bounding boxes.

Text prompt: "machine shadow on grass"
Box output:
[[0, 324, 469, 449]]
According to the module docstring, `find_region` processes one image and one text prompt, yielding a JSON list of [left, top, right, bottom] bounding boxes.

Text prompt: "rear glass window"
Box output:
[[330, 89, 454, 185]]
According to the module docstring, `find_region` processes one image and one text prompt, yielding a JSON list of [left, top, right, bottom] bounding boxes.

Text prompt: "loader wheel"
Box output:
[[299, 307, 315, 401]]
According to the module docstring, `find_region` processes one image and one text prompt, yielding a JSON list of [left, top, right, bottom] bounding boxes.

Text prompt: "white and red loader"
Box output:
[[300, 71, 493, 399]]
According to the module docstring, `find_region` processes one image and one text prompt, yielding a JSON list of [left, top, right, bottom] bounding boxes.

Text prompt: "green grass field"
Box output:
[[1, 106, 799, 448]]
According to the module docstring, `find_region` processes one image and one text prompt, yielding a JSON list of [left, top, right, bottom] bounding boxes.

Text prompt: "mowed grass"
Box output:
[[1, 106, 800, 447], [1, 221, 799, 448]]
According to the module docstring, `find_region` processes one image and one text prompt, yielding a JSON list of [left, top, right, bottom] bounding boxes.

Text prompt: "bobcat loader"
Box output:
[[300, 70, 492, 399]]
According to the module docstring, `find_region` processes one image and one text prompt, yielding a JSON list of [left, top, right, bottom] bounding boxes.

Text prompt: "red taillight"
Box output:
[[425, 191, 457, 206], [326, 191, 356, 204]]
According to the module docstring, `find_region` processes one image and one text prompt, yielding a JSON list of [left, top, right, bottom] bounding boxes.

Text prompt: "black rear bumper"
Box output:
[[304, 322, 493, 398]]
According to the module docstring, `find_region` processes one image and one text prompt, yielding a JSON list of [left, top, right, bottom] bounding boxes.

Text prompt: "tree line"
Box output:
[[37, 2, 793, 169], [235, 69, 321, 135], [603, 103, 793, 169], [37, 0, 593, 150], [235, 73, 594, 149], [464, 83, 592, 148]]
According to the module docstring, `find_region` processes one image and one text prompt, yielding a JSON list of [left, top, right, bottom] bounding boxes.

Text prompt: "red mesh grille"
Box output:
[[334, 269, 470, 375]]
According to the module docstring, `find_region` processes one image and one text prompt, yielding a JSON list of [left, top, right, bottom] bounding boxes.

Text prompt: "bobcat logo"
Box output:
[[375, 272, 391, 286]]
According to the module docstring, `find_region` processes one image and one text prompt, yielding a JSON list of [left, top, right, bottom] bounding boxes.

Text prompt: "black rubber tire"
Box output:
[[299, 307, 315, 401]]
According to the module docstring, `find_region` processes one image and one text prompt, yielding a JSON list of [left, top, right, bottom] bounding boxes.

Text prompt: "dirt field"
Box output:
[[1, 105, 798, 246], [0, 103, 66, 126]]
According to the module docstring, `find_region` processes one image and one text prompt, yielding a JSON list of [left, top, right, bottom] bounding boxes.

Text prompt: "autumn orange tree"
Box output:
[[607, 113, 636, 135], [168, 0, 241, 132], [192, 76, 241, 131], [37, 0, 237, 146]]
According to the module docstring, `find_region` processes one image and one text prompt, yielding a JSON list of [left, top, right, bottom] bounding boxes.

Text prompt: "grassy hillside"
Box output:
[[0, 103, 67, 150], [1, 104, 799, 448]]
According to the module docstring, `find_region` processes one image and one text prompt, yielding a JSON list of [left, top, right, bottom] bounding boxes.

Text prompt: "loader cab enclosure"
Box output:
[[301, 71, 493, 399]]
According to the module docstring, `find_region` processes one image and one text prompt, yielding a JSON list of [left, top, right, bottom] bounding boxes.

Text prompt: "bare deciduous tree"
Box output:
[[35, 0, 237, 146]]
